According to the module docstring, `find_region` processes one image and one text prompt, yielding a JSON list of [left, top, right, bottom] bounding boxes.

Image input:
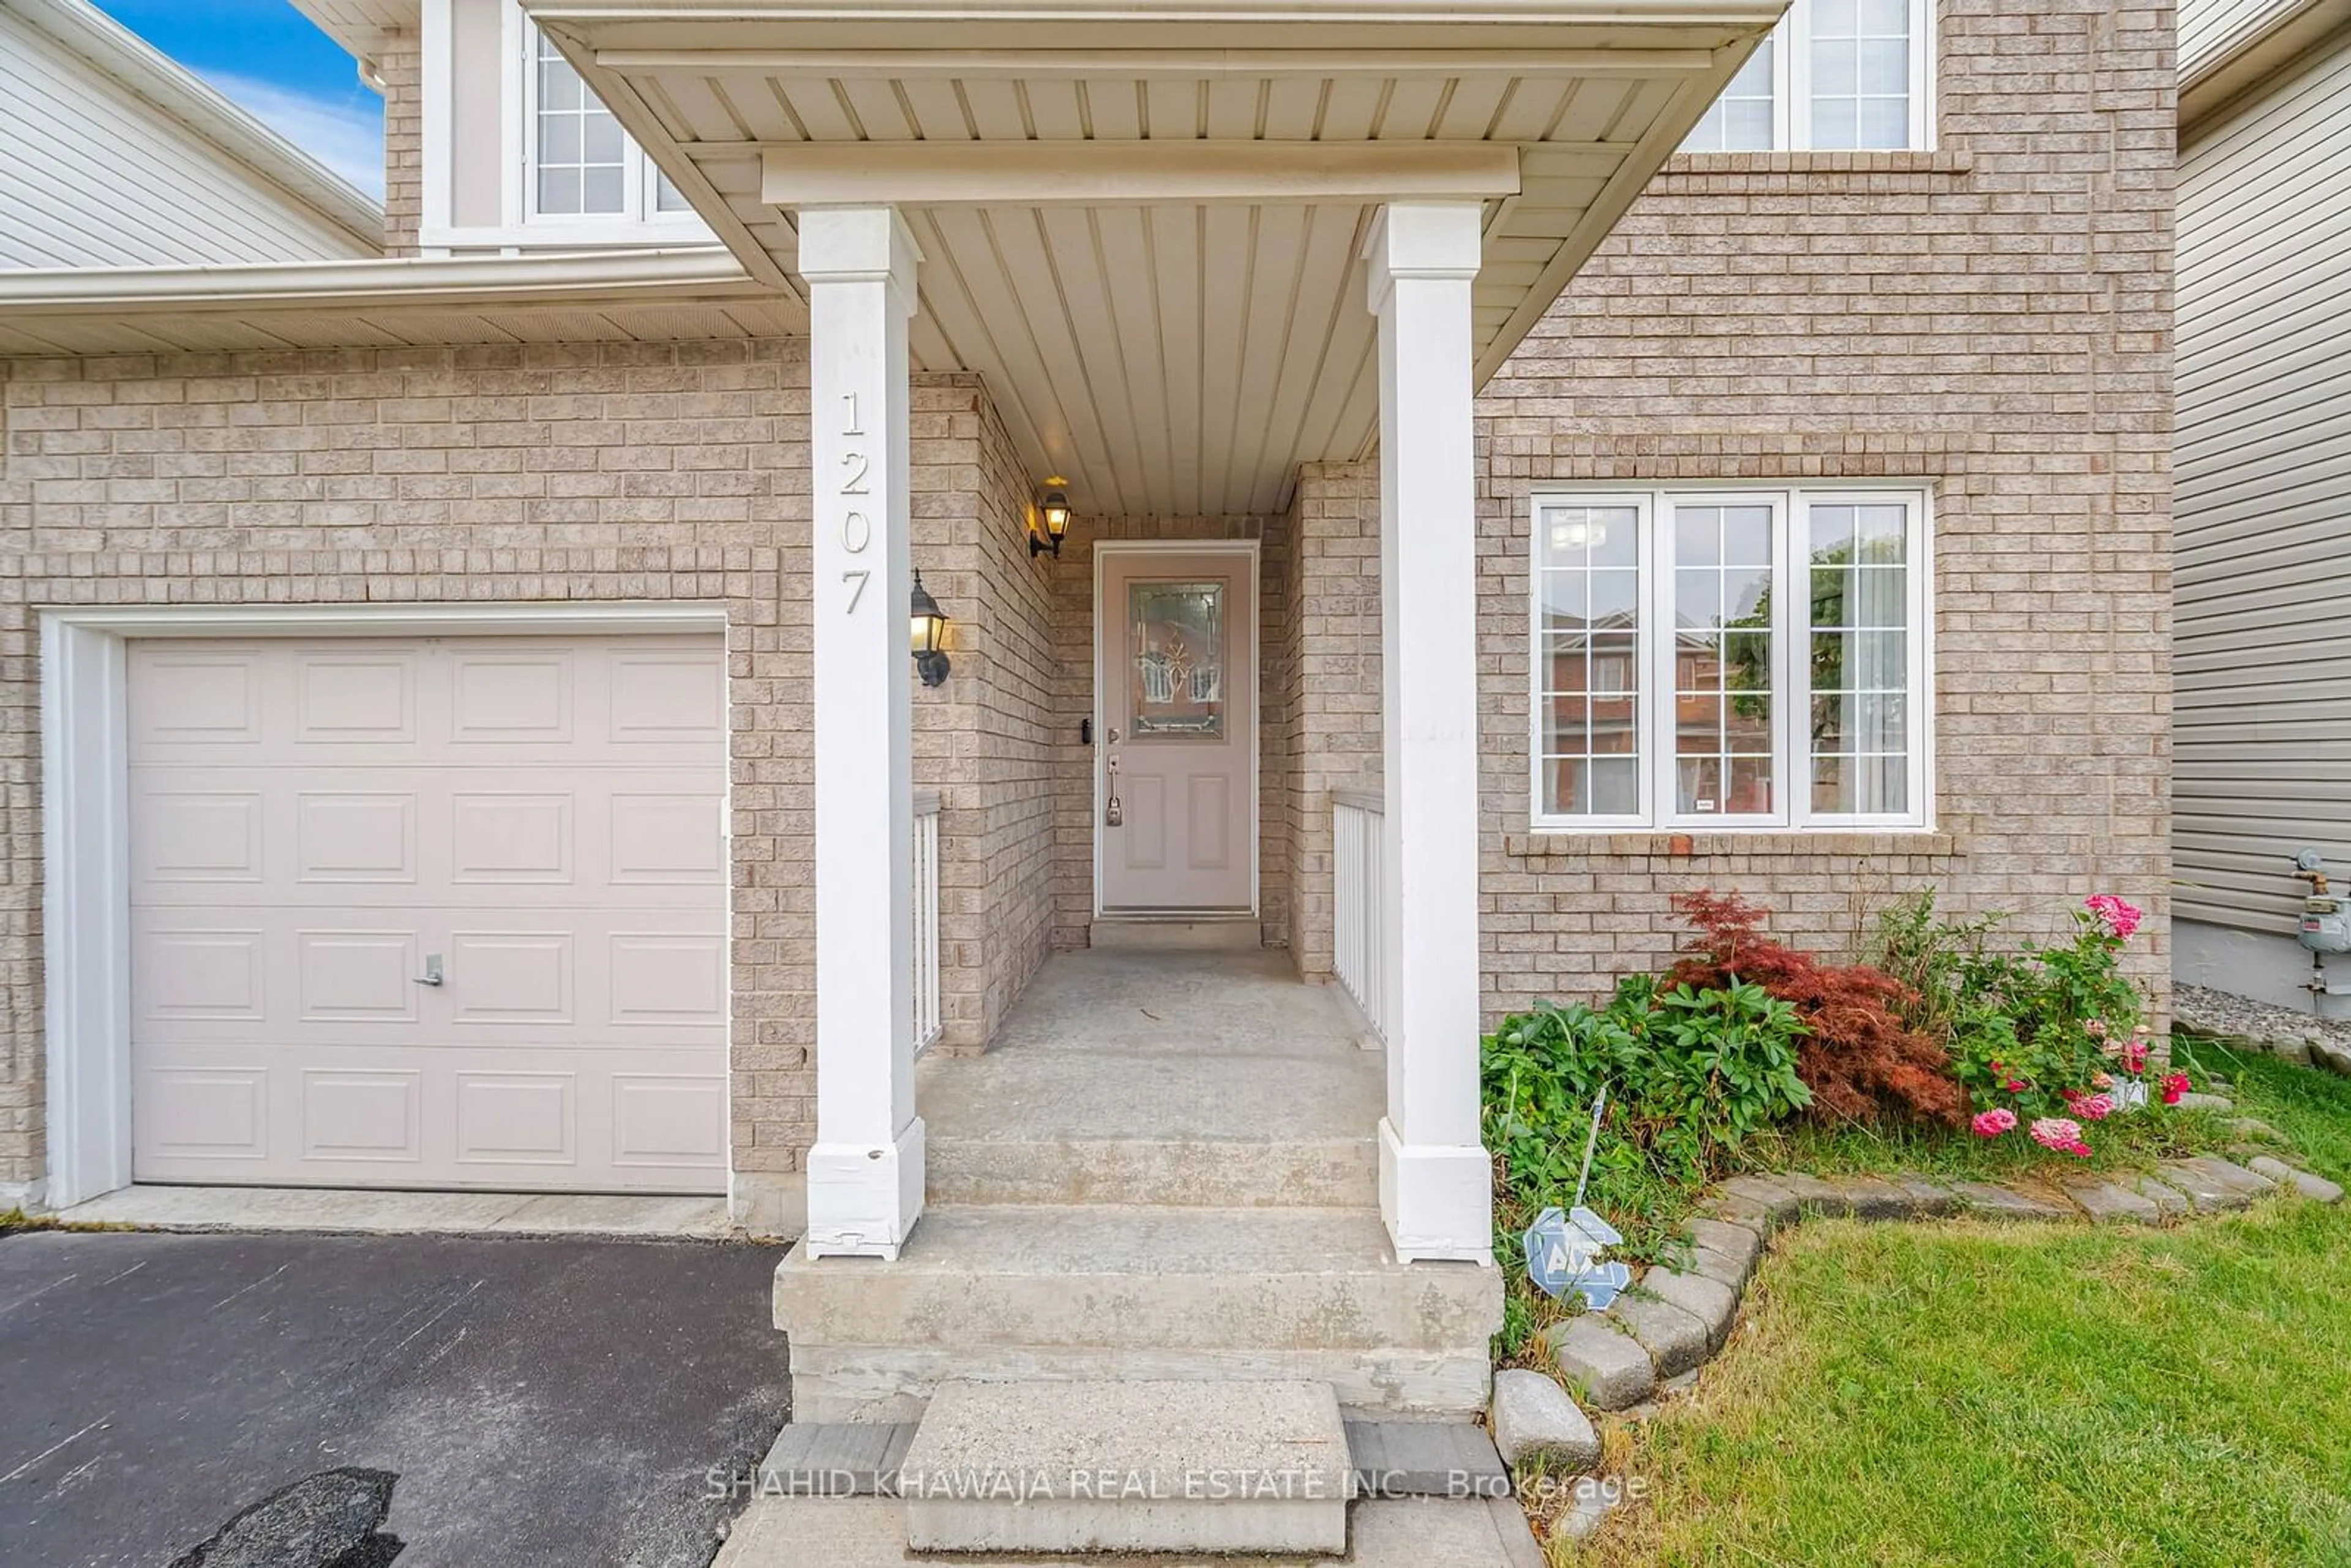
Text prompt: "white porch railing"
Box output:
[[1332, 789, 1386, 1043], [913, 789, 942, 1052]]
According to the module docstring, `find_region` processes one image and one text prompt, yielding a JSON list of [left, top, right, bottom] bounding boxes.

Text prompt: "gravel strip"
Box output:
[[2175, 984, 2351, 1052]]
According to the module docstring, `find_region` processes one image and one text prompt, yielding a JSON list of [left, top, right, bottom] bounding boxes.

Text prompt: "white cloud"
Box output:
[[198, 71, 385, 201]]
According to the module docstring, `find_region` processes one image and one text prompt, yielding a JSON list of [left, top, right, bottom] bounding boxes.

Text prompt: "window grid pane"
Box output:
[[534, 31, 628, 216], [1685, 32, 1777, 152], [1671, 505, 1775, 819], [1810, 0, 1911, 150], [1537, 506, 1641, 817], [1807, 501, 1911, 814]]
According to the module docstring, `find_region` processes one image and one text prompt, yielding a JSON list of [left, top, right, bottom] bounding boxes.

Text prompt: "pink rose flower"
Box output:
[[1971, 1108, 2019, 1138], [2085, 895, 2143, 939], [2075, 1093, 2115, 1122], [2161, 1071, 2191, 1106], [2123, 1038, 2150, 1075], [2030, 1117, 2092, 1157]]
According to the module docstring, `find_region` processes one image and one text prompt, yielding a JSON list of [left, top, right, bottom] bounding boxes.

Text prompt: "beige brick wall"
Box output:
[[1283, 463, 1383, 977], [1461, 0, 2175, 1015], [380, 31, 422, 256], [912, 377, 1059, 1052], [0, 339, 1043, 1210], [1280, 0, 2175, 1019]]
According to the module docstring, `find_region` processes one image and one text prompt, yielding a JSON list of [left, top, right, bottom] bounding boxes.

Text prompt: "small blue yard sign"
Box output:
[[1523, 1206, 1632, 1310], [1520, 1086, 1630, 1309]]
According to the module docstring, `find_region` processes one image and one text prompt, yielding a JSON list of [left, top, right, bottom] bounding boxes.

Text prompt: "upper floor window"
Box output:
[[525, 26, 695, 223], [1684, 0, 1934, 153], [1529, 486, 1933, 832]]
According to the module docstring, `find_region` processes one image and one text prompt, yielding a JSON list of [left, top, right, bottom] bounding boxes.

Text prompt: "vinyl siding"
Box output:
[[0, 12, 373, 268], [2178, 0, 2302, 80], [2174, 29, 2351, 932]]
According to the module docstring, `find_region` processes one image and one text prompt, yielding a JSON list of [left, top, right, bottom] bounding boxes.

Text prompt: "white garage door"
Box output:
[[127, 634, 729, 1193]]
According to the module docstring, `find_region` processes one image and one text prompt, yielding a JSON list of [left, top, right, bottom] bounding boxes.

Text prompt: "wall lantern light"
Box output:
[[1031, 479, 1073, 558], [910, 571, 952, 688]]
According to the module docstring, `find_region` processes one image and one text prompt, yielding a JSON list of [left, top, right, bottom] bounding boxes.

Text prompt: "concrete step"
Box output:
[[775, 1204, 1500, 1422], [926, 1133, 1376, 1208], [898, 1380, 1352, 1555], [1089, 917, 1264, 951]]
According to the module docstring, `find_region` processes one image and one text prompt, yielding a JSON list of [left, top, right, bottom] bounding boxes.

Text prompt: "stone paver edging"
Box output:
[[1534, 1155, 2345, 1417]]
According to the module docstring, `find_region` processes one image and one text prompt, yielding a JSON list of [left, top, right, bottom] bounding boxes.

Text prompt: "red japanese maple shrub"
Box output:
[[1665, 890, 1966, 1127]]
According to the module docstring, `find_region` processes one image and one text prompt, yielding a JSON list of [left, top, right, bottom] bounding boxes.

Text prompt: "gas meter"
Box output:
[[2295, 849, 2351, 954]]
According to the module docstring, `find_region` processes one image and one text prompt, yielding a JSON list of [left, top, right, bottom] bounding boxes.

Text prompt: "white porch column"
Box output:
[[1365, 202, 1492, 1265], [800, 206, 926, 1259]]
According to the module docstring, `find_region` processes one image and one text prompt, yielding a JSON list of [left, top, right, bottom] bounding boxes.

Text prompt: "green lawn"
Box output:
[[1570, 1054, 2351, 1567]]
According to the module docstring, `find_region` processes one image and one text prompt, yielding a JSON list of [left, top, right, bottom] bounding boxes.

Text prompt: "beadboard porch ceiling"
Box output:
[[525, 0, 1778, 516]]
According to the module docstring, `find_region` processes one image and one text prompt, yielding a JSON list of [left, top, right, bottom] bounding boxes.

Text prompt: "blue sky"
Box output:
[[96, 1, 385, 200]]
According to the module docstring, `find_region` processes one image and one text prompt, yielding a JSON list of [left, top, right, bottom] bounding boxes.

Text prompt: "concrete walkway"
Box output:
[[713, 1495, 1545, 1568], [0, 1228, 788, 1568], [55, 1185, 736, 1237]]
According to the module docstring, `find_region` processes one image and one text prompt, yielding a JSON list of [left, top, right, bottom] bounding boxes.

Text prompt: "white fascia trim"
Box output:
[[531, 0, 1784, 28], [9, 0, 386, 252], [0, 247, 760, 315]]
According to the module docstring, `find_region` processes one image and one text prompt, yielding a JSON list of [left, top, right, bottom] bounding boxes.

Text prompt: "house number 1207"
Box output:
[[838, 392, 870, 613]]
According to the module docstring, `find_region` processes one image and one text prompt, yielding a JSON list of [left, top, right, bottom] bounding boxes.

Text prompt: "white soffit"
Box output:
[[545, 3, 1771, 513]]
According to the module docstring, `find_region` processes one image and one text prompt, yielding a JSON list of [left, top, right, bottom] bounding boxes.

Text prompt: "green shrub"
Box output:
[[1482, 975, 1811, 1262]]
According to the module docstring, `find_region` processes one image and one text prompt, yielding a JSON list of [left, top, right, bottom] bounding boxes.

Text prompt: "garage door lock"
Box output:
[[413, 953, 444, 987]]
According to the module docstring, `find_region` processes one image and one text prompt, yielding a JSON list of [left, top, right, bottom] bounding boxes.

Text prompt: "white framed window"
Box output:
[[1685, 0, 1935, 152], [1529, 486, 1933, 832], [520, 20, 699, 226]]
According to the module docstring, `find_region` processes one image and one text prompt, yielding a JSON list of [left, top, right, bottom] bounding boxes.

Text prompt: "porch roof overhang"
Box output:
[[0, 248, 792, 357], [526, 0, 1779, 515]]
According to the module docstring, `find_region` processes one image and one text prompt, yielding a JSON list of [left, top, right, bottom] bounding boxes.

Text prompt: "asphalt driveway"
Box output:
[[0, 1228, 792, 1568]]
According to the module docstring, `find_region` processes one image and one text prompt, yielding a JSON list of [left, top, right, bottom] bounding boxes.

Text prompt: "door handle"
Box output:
[[413, 953, 444, 987]]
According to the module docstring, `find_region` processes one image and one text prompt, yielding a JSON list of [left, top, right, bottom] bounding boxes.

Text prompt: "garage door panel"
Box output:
[[295, 792, 420, 885], [296, 651, 419, 745], [129, 633, 728, 1195], [296, 929, 423, 1023], [451, 792, 575, 885], [138, 1067, 269, 1161], [135, 790, 266, 884], [301, 1069, 424, 1163], [609, 1074, 729, 1171], [138, 926, 268, 1021], [133, 768, 719, 909]]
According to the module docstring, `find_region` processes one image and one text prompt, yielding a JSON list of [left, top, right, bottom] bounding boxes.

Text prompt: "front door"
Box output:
[[1098, 547, 1256, 913]]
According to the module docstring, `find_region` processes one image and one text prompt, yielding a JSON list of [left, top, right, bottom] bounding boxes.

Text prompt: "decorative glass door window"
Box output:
[[1128, 582, 1226, 738], [1529, 487, 1930, 831]]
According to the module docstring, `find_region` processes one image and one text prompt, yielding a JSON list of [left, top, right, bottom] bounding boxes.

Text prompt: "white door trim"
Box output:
[[1090, 541, 1261, 921], [36, 601, 730, 1210]]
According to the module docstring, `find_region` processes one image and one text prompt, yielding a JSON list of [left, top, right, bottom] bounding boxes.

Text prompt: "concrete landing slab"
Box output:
[[973, 950, 1368, 1060], [713, 1496, 1540, 1567], [898, 1379, 1352, 1553], [54, 1185, 736, 1239]]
